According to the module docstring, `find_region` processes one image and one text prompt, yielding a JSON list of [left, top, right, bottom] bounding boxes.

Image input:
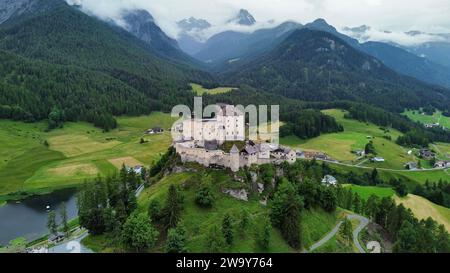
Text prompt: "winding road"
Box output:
[[304, 214, 369, 253]]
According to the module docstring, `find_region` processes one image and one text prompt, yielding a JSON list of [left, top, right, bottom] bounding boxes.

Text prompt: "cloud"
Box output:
[[342, 27, 448, 46], [66, 0, 450, 45]]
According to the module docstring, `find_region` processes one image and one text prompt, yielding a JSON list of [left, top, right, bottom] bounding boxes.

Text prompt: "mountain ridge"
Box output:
[[225, 28, 450, 112]]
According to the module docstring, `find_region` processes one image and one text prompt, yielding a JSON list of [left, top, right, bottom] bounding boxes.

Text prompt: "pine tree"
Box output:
[[257, 217, 271, 250], [205, 225, 225, 253], [353, 195, 361, 214], [340, 218, 353, 245], [166, 224, 188, 253], [270, 179, 303, 249], [238, 209, 251, 237], [60, 202, 69, 236], [162, 185, 184, 230], [47, 210, 58, 236], [222, 213, 234, 245]]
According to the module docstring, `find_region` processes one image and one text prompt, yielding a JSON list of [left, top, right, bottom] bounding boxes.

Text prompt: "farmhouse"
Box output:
[[173, 104, 296, 172], [405, 162, 418, 170], [419, 149, 435, 160], [322, 175, 337, 186], [146, 127, 164, 134], [434, 161, 450, 169], [371, 157, 385, 162], [424, 123, 440, 129]]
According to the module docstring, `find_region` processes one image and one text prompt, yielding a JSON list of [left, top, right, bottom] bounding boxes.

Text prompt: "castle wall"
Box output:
[[175, 142, 296, 172]]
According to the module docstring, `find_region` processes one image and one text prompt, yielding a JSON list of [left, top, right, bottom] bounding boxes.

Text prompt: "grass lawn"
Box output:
[[190, 83, 236, 96], [344, 184, 395, 201], [394, 194, 450, 232], [0, 112, 177, 197], [281, 109, 415, 169], [329, 162, 450, 188], [403, 110, 450, 129]]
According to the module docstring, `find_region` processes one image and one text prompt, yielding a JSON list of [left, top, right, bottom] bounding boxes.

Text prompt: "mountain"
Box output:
[[120, 9, 195, 63], [343, 24, 450, 69], [176, 17, 211, 56], [225, 28, 450, 112], [177, 17, 211, 32], [194, 21, 302, 67], [227, 9, 256, 26], [407, 42, 450, 69], [302, 20, 450, 88], [360, 41, 450, 88], [0, 0, 210, 127]]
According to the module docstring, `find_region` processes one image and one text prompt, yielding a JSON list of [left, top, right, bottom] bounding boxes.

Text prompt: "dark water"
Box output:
[[0, 189, 78, 246]]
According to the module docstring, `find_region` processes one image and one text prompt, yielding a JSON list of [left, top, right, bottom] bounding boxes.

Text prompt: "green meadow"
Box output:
[[281, 109, 416, 169], [344, 184, 395, 200], [403, 109, 450, 129], [0, 113, 176, 197], [190, 83, 236, 96]]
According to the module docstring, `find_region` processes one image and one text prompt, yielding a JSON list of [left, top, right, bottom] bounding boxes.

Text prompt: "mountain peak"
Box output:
[[121, 9, 154, 25], [228, 9, 256, 26], [177, 17, 211, 32]]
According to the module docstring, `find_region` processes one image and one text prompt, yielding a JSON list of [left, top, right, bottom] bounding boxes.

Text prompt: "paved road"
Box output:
[[320, 159, 449, 172], [135, 184, 145, 197], [304, 214, 369, 253], [306, 221, 343, 253], [48, 232, 93, 253], [347, 214, 369, 253]]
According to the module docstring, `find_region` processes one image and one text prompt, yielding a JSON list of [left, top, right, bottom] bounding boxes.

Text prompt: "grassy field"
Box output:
[[0, 113, 176, 197], [281, 109, 416, 169], [84, 171, 342, 253], [190, 83, 236, 96], [329, 162, 450, 188], [344, 184, 395, 200], [394, 194, 450, 232], [403, 110, 450, 129]]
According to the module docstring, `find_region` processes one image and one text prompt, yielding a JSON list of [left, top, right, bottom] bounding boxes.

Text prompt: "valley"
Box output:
[[0, 113, 176, 199]]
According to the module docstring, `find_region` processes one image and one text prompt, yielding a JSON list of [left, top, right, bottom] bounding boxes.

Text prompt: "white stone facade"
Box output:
[[173, 104, 245, 145], [175, 140, 296, 172]]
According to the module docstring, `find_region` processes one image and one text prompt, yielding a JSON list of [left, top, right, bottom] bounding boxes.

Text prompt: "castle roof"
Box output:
[[230, 144, 239, 154]]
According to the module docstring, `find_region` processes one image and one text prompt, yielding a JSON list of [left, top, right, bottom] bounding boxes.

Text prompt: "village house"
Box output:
[[173, 104, 296, 172], [419, 149, 435, 160], [146, 127, 164, 134], [434, 161, 450, 169], [321, 175, 337, 186], [405, 162, 418, 170], [371, 157, 385, 162], [424, 123, 440, 129]]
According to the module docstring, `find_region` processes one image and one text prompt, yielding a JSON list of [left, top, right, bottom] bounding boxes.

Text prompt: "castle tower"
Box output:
[[230, 144, 240, 172]]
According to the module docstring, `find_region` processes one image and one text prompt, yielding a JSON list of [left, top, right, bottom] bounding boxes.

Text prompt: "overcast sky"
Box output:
[[68, 0, 450, 45]]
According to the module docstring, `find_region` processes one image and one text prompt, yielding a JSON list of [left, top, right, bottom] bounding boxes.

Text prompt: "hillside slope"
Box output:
[[0, 0, 210, 124], [226, 29, 450, 112]]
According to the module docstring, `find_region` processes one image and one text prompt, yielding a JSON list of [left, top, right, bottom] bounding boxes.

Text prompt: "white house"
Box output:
[[371, 157, 385, 162], [322, 175, 337, 186]]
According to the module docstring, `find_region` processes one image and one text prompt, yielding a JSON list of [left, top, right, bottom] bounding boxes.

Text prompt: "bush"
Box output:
[[195, 186, 215, 208]]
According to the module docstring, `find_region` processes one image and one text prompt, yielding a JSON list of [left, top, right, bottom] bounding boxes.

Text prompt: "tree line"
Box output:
[[280, 109, 343, 139]]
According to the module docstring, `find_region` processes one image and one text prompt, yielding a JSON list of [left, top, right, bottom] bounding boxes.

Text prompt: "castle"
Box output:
[[173, 104, 297, 172]]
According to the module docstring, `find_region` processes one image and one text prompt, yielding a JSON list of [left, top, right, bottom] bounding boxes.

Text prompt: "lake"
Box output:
[[0, 189, 78, 246]]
